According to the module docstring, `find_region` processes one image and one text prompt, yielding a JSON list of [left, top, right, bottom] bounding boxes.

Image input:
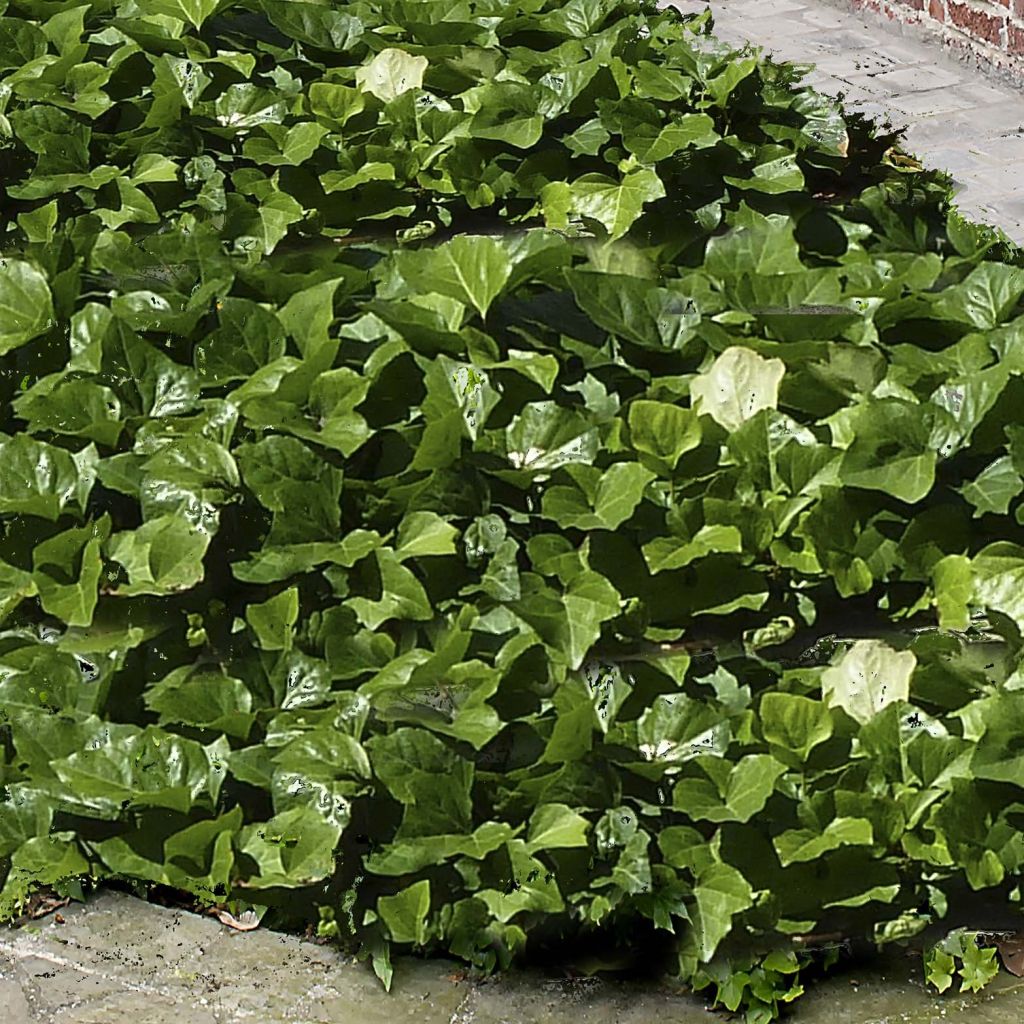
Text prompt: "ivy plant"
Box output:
[[1, 0, 1024, 1018]]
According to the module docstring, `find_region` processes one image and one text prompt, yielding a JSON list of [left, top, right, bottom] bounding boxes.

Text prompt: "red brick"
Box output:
[[947, 0, 1006, 45], [1009, 19, 1024, 50], [897, 0, 926, 9], [995, 0, 1011, 8], [929, 0, 947, 20], [1014, 0, 1024, 18]]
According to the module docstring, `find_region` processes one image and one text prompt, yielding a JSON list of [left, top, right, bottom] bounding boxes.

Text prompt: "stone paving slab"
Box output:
[[0, 891, 709, 1024], [659, 0, 1024, 246], [4, 891, 1024, 1023]]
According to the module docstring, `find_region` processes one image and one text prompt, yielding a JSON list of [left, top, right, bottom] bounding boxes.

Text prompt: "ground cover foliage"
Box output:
[[4, 0, 1024, 1017]]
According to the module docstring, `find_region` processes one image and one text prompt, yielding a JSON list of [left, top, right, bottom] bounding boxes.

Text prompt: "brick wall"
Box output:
[[824, 0, 1024, 88]]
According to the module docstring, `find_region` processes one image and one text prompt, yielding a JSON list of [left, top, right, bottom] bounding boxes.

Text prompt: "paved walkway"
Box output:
[[4, 891, 1024, 1023], [659, 0, 1024, 246]]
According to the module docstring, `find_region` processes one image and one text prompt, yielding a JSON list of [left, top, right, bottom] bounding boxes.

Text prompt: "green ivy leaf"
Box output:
[[377, 878, 431, 945], [365, 823, 518, 876], [971, 542, 1024, 635], [524, 803, 591, 854], [689, 860, 754, 962], [0, 834, 89, 921], [141, 0, 220, 30], [347, 548, 433, 630], [691, 347, 786, 433], [0, 435, 95, 520], [236, 806, 343, 889], [551, 166, 666, 242], [758, 693, 833, 762], [0, 258, 54, 356], [364, 727, 473, 835], [931, 554, 973, 631], [144, 665, 255, 741], [704, 212, 804, 277], [541, 462, 656, 531], [106, 514, 211, 596], [820, 640, 916, 726], [672, 754, 787, 823], [627, 399, 702, 469], [31, 517, 111, 627], [773, 817, 874, 868], [930, 262, 1024, 330], [958, 939, 1000, 993], [958, 454, 1024, 517], [923, 944, 956, 993], [395, 236, 513, 320], [246, 587, 300, 652], [51, 724, 226, 817], [642, 524, 743, 575], [394, 510, 459, 562], [355, 48, 428, 103]]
